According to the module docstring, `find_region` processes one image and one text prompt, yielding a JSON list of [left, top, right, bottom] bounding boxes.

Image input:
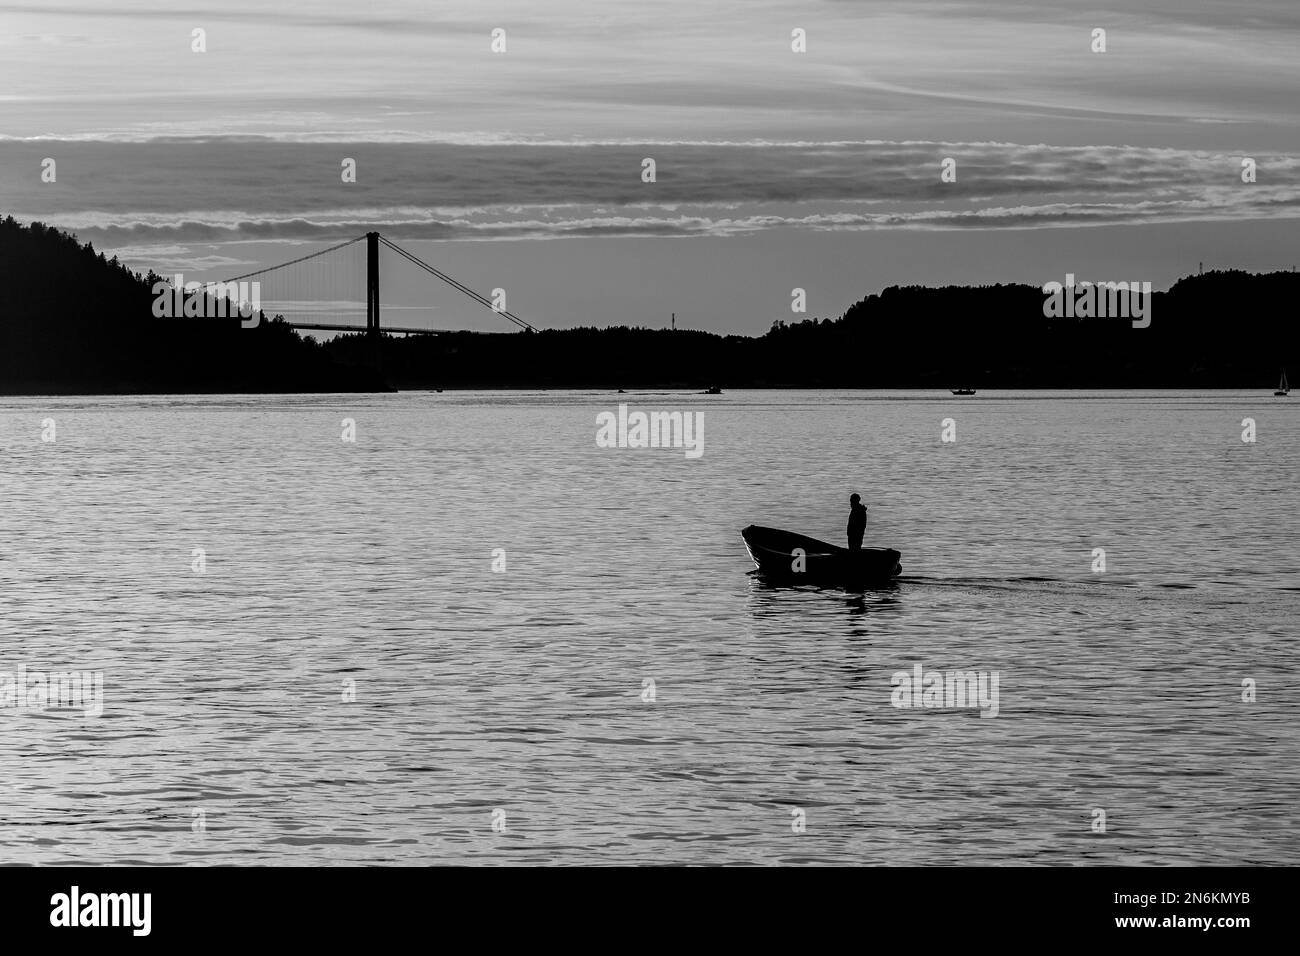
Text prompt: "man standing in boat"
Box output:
[[847, 493, 867, 551]]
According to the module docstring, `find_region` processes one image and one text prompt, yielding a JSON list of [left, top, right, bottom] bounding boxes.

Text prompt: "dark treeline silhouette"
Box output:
[[3, 216, 1296, 392], [0, 216, 385, 393], [329, 273, 1299, 389]]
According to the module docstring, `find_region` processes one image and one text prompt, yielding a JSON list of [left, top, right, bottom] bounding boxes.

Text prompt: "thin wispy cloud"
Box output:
[[2, 0, 1297, 143]]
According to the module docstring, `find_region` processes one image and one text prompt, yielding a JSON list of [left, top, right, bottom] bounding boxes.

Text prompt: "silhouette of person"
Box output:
[[847, 493, 867, 551]]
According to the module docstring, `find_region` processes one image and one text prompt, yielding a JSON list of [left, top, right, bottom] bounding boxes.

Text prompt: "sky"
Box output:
[[1, 0, 1297, 333]]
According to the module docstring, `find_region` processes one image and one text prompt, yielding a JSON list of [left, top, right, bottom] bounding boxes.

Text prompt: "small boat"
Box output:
[[1276, 370, 1289, 397], [703, 385, 723, 395], [741, 525, 901, 586], [617, 388, 627, 394], [951, 388, 976, 396]]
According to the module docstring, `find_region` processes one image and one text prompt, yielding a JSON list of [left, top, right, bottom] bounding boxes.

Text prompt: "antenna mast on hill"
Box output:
[[671, 312, 675, 330]]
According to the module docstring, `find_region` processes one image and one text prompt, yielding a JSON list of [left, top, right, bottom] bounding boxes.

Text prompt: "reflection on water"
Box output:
[[0, 390, 1297, 865], [747, 574, 903, 641]]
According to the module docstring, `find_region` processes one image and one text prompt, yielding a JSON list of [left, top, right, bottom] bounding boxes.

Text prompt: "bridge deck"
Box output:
[[287, 322, 445, 335]]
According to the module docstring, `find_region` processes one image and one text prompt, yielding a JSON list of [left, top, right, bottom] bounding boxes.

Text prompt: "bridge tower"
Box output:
[[366, 231, 381, 335]]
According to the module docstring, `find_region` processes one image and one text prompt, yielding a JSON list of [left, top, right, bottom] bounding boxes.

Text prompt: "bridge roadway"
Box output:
[[286, 321, 445, 336]]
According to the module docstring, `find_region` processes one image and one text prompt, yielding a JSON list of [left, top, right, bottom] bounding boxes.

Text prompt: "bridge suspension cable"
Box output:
[[211, 231, 537, 333], [219, 234, 369, 284], [378, 235, 536, 332]]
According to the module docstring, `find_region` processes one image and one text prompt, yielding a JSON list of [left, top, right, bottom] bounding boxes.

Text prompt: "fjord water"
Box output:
[[1, 390, 1296, 866]]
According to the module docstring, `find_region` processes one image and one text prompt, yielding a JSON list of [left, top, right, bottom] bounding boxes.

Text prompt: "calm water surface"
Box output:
[[1, 390, 1297, 865]]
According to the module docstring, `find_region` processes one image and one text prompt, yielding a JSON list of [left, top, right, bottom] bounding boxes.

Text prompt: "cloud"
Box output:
[[106, 245, 259, 270], [5, 139, 1294, 248], [38, 188, 1300, 250], [0, 2, 492, 36], [2, 0, 1297, 144]]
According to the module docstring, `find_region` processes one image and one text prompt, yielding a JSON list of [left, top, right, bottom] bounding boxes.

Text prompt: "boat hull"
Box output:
[[741, 525, 901, 585]]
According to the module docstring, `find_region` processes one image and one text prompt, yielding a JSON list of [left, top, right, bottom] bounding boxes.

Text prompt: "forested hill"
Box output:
[[752, 272, 1299, 387], [0, 216, 385, 393], [326, 271, 1300, 389]]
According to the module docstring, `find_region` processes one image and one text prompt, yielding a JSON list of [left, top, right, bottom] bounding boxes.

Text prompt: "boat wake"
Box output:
[[888, 573, 1294, 604]]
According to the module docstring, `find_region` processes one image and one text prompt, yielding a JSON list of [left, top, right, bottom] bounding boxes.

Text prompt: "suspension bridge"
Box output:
[[219, 232, 536, 336]]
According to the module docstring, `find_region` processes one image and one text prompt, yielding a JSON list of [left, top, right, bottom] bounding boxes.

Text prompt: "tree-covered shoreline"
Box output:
[[4, 216, 1296, 393]]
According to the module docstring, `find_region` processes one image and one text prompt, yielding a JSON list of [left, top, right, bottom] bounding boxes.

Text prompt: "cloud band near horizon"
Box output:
[[2, 140, 1295, 251]]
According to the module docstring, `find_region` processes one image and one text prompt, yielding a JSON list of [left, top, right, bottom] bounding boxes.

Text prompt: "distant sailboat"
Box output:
[[951, 388, 976, 396], [1276, 370, 1290, 397]]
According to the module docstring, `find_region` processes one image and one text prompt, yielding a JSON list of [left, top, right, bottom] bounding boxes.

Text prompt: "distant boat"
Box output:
[[617, 388, 627, 394], [741, 525, 901, 586], [951, 388, 976, 396], [703, 385, 723, 394], [1276, 370, 1290, 396]]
